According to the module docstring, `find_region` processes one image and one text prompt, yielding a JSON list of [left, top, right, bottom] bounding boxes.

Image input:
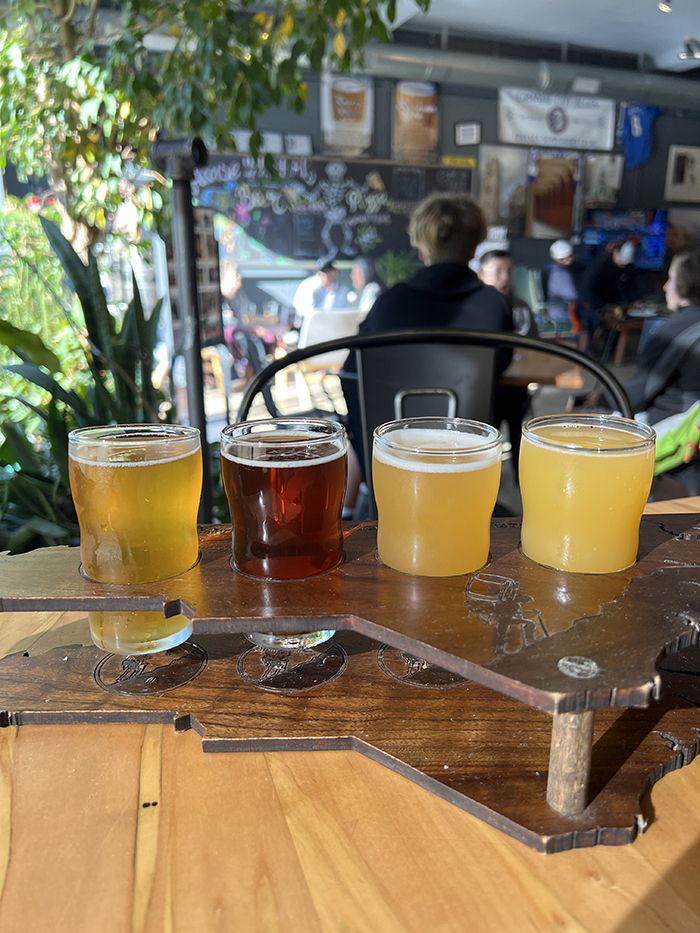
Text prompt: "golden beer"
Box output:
[[68, 425, 202, 654], [373, 418, 502, 577], [519, 415, 655, 573]]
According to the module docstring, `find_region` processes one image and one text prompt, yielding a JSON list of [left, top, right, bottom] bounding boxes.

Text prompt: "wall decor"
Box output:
[[499, 88, 615, 151], [664, 145, 700, 203], [455, 122, 481, 146], [321, 73, 374, 157], [526, 149, 582, 239], [392, 81, 440, 164], [583, 154, 623, 207], [477, 145, 529, 237]]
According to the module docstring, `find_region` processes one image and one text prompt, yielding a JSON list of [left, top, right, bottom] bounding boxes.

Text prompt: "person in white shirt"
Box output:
[[312, 260, 350, 311]]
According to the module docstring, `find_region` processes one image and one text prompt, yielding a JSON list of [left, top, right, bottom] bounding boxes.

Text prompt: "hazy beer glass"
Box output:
[[519, 414, 655, 573], [221, 419, 347, 649], [373, 417, 502, 577], [68, 424, 202, 654]]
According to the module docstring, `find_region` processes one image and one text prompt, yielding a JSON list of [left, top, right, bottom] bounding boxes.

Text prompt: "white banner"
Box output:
[[499, 88, 615, 151]]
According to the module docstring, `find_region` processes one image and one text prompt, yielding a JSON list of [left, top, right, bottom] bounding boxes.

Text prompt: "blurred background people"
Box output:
[[625, 249, 700, 425], [292, 266, 322, 326], [476, 246, 536, 337], [312, 259, 350, 312], [544, 239, 580, 341], [350, 257, 383, 312], [579, 239, 638, 355]]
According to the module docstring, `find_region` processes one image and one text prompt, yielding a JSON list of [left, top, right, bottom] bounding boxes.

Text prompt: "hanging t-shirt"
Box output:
[[617, 104, 660, 170]]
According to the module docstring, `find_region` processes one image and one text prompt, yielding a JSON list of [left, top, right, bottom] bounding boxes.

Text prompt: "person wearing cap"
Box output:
[[544, 239, 581, 341], [579, 239, 638, 355], [312, 259, 350, 312]]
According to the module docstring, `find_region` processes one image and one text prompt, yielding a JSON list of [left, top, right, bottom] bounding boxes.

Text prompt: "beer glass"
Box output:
[[221, 418, 347, 649], [520, 414, 655, 573], [373, 417, 502, 577], [68, 424, 202, 655]]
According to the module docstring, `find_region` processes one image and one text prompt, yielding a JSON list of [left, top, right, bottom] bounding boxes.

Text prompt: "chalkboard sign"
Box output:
[[192, 155, 473, 262]]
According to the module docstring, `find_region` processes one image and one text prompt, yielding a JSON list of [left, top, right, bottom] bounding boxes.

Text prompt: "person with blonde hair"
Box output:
[[340, 192, 513, 490]]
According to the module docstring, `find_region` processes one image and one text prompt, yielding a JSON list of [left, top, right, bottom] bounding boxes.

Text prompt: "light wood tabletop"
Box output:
[[0, 498, 698, 932], [501, 349, 584, 389]]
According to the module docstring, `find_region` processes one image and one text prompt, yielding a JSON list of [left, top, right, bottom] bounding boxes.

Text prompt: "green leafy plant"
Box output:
[[0, 217, 167, 552], [376, 249, 420, 287], [0, 0, 429, 243]]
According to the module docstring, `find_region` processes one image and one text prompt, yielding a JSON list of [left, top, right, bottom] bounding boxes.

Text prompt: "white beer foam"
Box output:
[[524, 427, 653, 458], [222, 436, 345, 469], [69, 445, 200, 468], [373, 428, 500, 473]]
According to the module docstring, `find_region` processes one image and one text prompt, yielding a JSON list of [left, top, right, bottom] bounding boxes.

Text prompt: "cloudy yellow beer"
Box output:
[[373, 419, 502, 576], [520, 415, 655, 574], [68, 425, 202, 654]]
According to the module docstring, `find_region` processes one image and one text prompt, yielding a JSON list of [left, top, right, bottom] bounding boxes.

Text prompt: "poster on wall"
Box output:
[[499, 88, 615, 151], [664, 145, 700, 203], [526, 149, 582, 239], [321, 73, 374, 157], [583, 154, 623, 207], [477, 144, 529, 236], [392, 80, 440, 163]]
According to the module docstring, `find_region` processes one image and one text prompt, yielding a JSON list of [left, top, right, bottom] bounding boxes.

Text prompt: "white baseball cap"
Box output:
[[618, 241, 636, 265], [549, 239, 574, 261]]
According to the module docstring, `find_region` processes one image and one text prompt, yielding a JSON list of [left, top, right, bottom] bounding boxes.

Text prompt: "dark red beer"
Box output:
[[221, 423, 347, 580]]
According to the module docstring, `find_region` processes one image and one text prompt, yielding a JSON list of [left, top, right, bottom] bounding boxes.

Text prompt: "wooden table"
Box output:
[[0, 498, 698, 931], [501, 348, 583, 389]]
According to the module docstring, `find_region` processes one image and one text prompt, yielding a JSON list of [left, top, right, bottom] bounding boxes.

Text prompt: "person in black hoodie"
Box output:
[[340, 192, 513, 489], [625, 249, 700, 424]]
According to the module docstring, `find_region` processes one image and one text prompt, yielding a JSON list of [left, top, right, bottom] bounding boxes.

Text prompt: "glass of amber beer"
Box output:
[[68, 424, 202, 654], [520, 414, 655, 573], [373, 417, 502, 576], [221, 418, 347, 649]]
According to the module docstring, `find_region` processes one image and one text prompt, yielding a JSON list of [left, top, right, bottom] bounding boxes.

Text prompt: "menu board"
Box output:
[[192, 155, 474, 261]]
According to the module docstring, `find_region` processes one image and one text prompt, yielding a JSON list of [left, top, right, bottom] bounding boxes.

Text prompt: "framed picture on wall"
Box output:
[[665, 145, 700, 203]]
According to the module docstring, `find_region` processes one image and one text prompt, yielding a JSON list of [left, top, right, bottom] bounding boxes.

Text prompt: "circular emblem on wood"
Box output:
[[237, 643, 347, 693], [377, 646, 468, 689], [94, 642, 207, 695], [557, 656, 601, 679]]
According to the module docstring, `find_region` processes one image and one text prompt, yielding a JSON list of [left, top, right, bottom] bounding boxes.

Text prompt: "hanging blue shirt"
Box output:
[[618, 104, 660, 170]]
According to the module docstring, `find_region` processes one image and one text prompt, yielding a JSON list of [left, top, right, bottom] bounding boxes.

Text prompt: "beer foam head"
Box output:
[[525, 423, 655, 457], [222, 431, 346, 468], [69, 440, 200, 467], [373, 428, 500, 473]]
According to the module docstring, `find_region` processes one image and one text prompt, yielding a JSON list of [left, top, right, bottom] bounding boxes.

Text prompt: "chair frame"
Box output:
[[237, 328, 633, 420]]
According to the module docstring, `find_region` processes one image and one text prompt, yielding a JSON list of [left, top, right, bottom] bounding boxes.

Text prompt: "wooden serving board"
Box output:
[[0, 624, 698, 852], [2, 516, 699, 713]]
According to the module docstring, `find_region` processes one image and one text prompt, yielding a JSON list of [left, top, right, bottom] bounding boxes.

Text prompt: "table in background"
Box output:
[[0, 497, 698, 932]]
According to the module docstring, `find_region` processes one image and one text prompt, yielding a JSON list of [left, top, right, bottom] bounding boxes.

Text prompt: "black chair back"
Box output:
[[356, 343, 497, 499]]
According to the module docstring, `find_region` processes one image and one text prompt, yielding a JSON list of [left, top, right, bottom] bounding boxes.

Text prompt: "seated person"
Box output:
[[579, 240, 638, 355], [625, 249, 700, 426], [341, 192, 513, 485], [476, 246, 537, 337], [544, 239, 580, 338], [312, 259, 350, 312], [350, 258, 383, 313]]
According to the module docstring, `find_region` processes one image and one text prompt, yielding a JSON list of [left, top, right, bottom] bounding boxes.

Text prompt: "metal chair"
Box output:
[[237, 328, 632, 515]]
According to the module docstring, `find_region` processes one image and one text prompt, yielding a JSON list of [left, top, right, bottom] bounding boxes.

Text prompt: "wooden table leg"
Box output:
[[546, 710, 595, 817]]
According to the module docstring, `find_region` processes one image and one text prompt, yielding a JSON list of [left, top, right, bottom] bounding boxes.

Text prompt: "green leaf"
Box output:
[[0, 320, 61, 372], [2, 363, 91, 422], [0, 421, 41, 473]]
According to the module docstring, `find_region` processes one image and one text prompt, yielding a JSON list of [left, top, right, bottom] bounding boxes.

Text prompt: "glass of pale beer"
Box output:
[[373, 417, 502, 576], [520, 414, 655, 573], [68, 424, 202, 654], [221, 418, 347, 649]]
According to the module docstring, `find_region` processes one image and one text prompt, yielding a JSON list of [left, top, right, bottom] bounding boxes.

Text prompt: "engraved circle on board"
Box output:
[[94, 642, 208, 696], [377, 646, 469, 689], [237, 643, 347, 693], [557, 656, 601, 680]]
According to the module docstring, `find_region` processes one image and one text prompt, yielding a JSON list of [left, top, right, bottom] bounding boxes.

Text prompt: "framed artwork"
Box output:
[[665, 146, 700, 203], [526, 149, 582, 239], [583, 154, 623, 207], [477, 144, 529, 236]]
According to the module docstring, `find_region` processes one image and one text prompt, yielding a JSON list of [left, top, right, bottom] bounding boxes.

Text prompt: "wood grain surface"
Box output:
[[0, 498, 697, 929]]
